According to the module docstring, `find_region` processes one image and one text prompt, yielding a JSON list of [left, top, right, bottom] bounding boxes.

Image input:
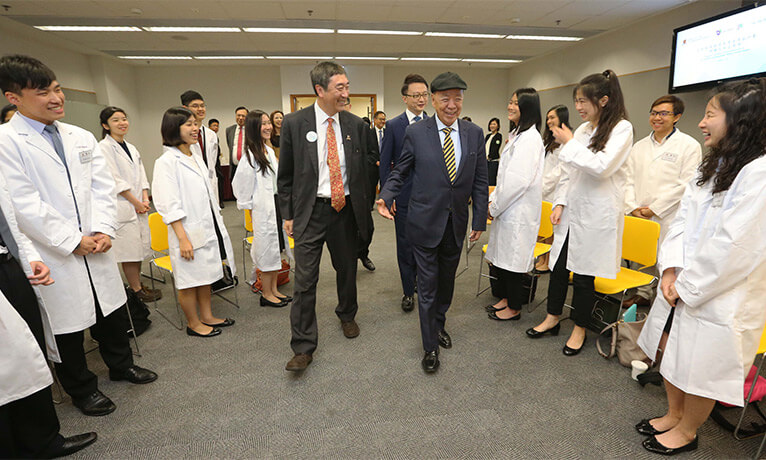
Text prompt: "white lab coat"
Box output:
[[99, 135, 152, 262], [550, 119, 633, 279], [542, 145, 564, 202], [638, 155, 766, 406], [0, 116, 127, 335], [485, 127, 545, 273], [152, 146, 236, 290], [0, 292, 52, 407], [0, 171, 59, 363], [190, 125, 220, 203], [232, 145, 283, 276], [624, 129, 702, 244]]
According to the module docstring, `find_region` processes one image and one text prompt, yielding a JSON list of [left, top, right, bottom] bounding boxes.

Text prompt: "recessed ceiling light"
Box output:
[[194, 56, 264, 60], [425, 32, 505, 39], [244, 27, 334, 34], [265, 56, 334, 59], [143, 27, 240, 32], [35, 26, 142, 32], [401, 57, 461, 61], [118, 56, 193, 60], [505, 35, 582, 41], [463, 58, 521, 63], [337, 29, 421, 36], [335, 56, 398, 60]]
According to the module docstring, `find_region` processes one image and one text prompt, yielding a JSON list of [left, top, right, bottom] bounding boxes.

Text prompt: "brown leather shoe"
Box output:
[[622, 294, 650, 307], [135, 287, 161, 302], [341, 320, 360, 338], [285, 353, 313, 372]]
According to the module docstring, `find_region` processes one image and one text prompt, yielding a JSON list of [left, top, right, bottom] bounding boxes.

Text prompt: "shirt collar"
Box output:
[[405, 109, 425, 123], [315, 102, 339, 126], [435, 115, 458, 133], [651, 127, 677, 145], [16, 112, 51, 135]]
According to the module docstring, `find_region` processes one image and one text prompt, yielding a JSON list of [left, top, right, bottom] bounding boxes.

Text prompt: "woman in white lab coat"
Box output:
[[535, 105, 572, 272], [635, 79, 766, 456], [152, 107, 237, 338], [98, 106, 161, 303], [232, 110, 290, 307], [526, 70, 634, 356], [484, 88, 544, 321]]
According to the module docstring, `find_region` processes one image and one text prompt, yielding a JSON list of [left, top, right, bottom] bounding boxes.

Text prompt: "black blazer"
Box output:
[[485, 132, 503, 160], [379, 117, 488, 248], [277, 105, 374, 240]]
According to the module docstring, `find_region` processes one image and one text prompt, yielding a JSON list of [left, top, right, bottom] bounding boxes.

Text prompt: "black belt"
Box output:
[[0, 252, 14, 263], [316, 195, 350, 204]]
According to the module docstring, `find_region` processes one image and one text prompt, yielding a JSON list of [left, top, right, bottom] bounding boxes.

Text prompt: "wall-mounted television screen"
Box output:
[[669, 4, 766, 93]]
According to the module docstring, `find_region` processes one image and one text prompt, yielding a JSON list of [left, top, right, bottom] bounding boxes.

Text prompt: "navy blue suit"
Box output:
[[379, 117, 488, 352], [379, 112, 424, 296]]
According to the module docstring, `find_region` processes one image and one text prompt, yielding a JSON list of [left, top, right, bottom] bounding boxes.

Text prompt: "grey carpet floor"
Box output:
[[57, 205, 758, 459]]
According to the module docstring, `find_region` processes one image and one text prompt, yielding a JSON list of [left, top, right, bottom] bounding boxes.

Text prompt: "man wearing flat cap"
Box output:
[[377, 72, 488, 373]]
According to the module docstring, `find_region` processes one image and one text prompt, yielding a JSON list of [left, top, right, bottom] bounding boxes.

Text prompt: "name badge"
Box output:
[[79, 149, 93, 163], [660, 152, 678, 163], [711, 192, 726, 208]]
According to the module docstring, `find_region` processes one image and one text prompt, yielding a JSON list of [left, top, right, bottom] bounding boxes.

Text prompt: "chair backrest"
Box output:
[[758, 324, 766, 355], [622, 215, 660, 267], [148, 212, 169, 253], [538, 201, 553, 239], [244, 209, 253, 233]]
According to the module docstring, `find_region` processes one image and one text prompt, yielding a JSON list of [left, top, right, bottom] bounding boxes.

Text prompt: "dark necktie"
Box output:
[[412, 115, 421, 123], [198, 128, 208, 164], [43, 124, 81, 227], [442, 127, 456, 183], [0, 209, 20, 261]]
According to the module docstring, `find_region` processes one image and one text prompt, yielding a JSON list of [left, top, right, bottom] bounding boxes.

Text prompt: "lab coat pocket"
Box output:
[[115, 198, 136, 224], [184, 220, 214, 250]]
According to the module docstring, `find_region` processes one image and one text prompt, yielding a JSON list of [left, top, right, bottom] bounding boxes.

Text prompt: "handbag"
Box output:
[[211, 261, 238, 293], [597, 312, 648, 367]]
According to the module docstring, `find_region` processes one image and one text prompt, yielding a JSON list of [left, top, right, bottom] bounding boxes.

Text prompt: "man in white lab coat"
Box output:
[[182, 89, 222, 206], [623, 95, 701, 306], [0, 54, 157, 417]]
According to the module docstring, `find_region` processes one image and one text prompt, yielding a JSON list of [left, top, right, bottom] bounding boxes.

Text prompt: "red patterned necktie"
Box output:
[[236, 126, 244, 161], [326, 118, 345, 212]]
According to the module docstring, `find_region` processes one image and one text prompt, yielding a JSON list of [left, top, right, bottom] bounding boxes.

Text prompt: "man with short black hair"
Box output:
[[181, 90, 221, 206], [208, 118, 220, 133], [278, 61, 375, 372]]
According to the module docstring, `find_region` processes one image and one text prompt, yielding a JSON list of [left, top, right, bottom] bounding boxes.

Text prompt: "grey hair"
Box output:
[[310, 61, 346, 96]]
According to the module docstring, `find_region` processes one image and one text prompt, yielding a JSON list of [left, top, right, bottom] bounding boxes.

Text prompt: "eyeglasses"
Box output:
[[188, 103, 206, 109], [406, 93, 429, 99], [649, 110, 674, 117]]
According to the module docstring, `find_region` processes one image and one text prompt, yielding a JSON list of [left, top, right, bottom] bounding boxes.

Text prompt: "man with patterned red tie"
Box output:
[[278, 61, 375, 372], [225, 106, 248, 180]]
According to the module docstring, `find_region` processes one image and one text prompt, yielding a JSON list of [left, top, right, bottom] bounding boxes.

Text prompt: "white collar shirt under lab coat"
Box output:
[[314, 102, 349, 198], [624, 128, 702, 226]]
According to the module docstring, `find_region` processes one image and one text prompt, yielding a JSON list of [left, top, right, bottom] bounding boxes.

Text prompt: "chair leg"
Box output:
[[152, 267, 183, 331], [476, 249, 485, 296], [124, 302, 142, 357], [736, 353, 766, 440]]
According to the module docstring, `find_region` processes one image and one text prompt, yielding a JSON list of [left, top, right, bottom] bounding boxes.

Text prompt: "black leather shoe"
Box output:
[[642, 435, 698, 455], [563, 336, 587, 356], [421, 351, 440, 373], [186, 326, 222, 337], [525, 323, 561, 338], [488, 310, 521, 321], [485, 304, 506, 312], [360, 256, 376, 271], [635, 418, 670, 436], [401, 295, 414, 312], [46, 432, 98, 458], [202, 318, 235, 327], [438, 329, 452, 349], [260, 296, 287, 308], [109, 365, 158, 384], [277, 294, 293, 303], [72, 391, 116, 416]]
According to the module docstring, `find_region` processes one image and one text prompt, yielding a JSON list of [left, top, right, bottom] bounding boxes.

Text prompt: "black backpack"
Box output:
[[124, 286, 151, 337]]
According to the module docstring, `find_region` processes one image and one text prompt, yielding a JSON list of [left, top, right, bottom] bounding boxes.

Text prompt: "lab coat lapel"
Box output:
[[10, 115, 62, 165], [304, 109, 319, 177], [104, 134, 133, 165], [173, 147, 206, 179], [56, 121, 78, 167]]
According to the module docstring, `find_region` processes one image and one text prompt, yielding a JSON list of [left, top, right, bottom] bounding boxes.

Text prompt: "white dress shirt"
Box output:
[[375, 126, 385, 149], [435, 116, 462, 169], [314, 103, 349, 198], [405, 109, 425, 125]]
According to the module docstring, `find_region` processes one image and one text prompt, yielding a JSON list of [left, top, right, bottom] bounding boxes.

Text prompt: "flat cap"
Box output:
[[430, 72, 467, 92]]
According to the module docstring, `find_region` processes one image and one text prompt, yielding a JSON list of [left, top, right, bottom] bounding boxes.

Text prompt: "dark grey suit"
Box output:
[[277, 105, 374, 354], [225, 124, 239, 178], [379, 117, 488, 352]]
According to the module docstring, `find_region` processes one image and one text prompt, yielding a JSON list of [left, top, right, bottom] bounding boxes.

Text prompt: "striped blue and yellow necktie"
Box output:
[[442, 127, 456, 183]]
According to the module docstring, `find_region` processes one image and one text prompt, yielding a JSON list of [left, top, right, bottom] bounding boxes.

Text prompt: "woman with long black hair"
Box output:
[[485, 117, 503, 185]]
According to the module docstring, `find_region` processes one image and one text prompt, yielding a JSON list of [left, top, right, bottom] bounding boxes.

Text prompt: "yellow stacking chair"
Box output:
[[476, 201, 553, 304], [148, 212, 183, 330], [243, 209, 254, 274]]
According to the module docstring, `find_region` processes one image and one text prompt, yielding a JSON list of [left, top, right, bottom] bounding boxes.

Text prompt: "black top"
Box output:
[[117, 140, 132, 162], [484, 132, 503, 160]]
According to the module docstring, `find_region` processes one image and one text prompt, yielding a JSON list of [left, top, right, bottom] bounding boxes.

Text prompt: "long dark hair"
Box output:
[[99, 106, 126, 138], [244, 110, 273, 175], [509, 88, 541, 134], [542, 105, 572, 153], [574, 69, 627, 152], [697, 78, 766, 194]]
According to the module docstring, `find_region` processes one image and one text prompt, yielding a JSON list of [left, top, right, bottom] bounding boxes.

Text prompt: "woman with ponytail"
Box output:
[[526, 70, 634, 357], [232, 110, 291, 308], [635, 78, 766, 455]]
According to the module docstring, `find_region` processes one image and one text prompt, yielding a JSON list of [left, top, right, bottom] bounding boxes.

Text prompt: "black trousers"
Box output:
[[412, 216, 462, 352], [546, 233, 595, 327], [494, 266, 526, 310], [394, 202, 416, 297], [0, 257, 64, 458], [54, 277, 133, 400], [291, 198, 359, 354]]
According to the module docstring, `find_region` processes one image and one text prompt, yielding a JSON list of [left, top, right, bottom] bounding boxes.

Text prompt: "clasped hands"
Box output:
[[74, 233, 112, 256], [630, 207, 655, 219], [660, 268, 681, 307]]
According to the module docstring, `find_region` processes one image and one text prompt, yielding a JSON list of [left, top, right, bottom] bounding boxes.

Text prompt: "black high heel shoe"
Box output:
[[563, 336, 587, 356], [525, 323, 561, 338]]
